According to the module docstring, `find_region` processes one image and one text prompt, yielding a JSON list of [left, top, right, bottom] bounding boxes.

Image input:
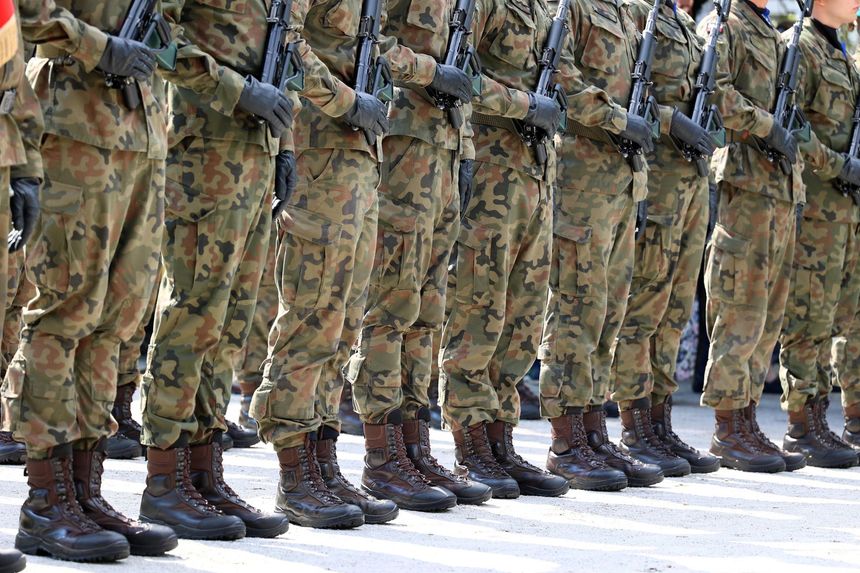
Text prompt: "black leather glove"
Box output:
[[764, 122, 797, 165], [237, 76, 293, 138], [430, 64, 472, 104], [458, 159, 474, 218], [273, 150, 297, 219], [621, 113, 655, 154], [838, 155, 860, 188], [342, 91, 389, 137], [524, 92, 563, 137], [671, 109, 716, 156], [96, 37, 157, 81], [9, 177, 40, 253]]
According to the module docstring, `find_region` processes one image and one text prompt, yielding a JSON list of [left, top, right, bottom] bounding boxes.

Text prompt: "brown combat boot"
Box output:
[[651, 396, 720, 473], [105, 383, 143, 460], [362, 410, 456, 511], [583, 407, 663, 487], [620, 398, 691, 477], [744, 403, 805, 471], [783, 399, 857, 469], [843, 402, 860, 451], [139, 440, 246, 540], [316, 426, 399, 524], [275, 433, 364, 529], [814, 397, 859, 457], [547, 409, 628, 491], [403, 408, 492, 505], [0, 431, 25, 464], [73, 441, 177, 555], [16, 444, 130, 562], [190, 435, 289, 537], [453, 422, 520, 499], [710, 409, 785, 472], [486, 421, 569, 497], [338, 383, 363, 436]]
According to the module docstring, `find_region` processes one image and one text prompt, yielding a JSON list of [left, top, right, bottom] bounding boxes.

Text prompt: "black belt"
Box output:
[[0, 89, 15, 115]]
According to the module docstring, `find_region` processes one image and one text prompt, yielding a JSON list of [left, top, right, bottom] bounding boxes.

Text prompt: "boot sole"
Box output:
[[518, 482, 570, 497], [451, 489, 493, 505], [0, 452, 26, 464], [626, 473, 664, 487], [718, 457, 785, 473], [660, 462, 692, 478], [803, 455, 858, 469], [363, 506, 400, 524], [244, 518, 290, 538], [15, 532, 130, 562], [139, 516, 246, 541], [105, 441, 143, 460], [782, 458, 807, 472], [275, 508, 365, 529], [688, 460, 721, 474], [128, 535, 179, 556], [489, 484, 520, 499], [228, 436, 260, 449], [568, 476, 628, 492], [361, 486, 457, 512]]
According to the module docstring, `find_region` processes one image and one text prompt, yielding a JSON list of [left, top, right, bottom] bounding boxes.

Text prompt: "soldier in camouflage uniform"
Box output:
[[5, 0, 179, 561], [438, 0, 569, 500], [340, 0, 491, 510], [249, 0, 395, 529], [777, 0, 860, 468], [697, 0, 807, 473], [609, 0, 721, 475]]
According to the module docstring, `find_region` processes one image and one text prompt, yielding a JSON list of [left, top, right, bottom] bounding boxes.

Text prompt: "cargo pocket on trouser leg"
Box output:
[[706, 223, 751, 304], [635, 213, 674, 284]]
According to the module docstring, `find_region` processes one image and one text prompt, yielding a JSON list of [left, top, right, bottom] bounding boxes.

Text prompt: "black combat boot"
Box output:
[[710, 409, 785, 473], [651, 397, 720, 473], [105, 384, 143, 460], [316, 426, 399, 524], [547, 409, 628, 491], [16, 444, 130, 562], [0, 549, 25, 573], [517, 380, 541, 420], [338, 383, 363, 436], [190, 435, 289, 537], [744, 403, 806, 471], [783, 400, 857, 469], [362, 410, 456, 511], [620, 398, 691, 477], [844, 402, 860, 451], [814, 397, 859, 460], [453, 422, 520, 499], [403, 408, 492, 505], [583, 407, 663, 487], [73, 441, 177, 555], [275, 434, 364, 529], [224, 420, 259, 449], [0, 431, 25, 464], [139, 440, 246, 540], [486, 421, 569, 497]]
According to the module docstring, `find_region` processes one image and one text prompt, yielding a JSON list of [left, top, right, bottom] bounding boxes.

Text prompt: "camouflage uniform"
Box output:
[[439, 0, 555, 430], [698, 1, 802, 410], [344, 0, 467, 424], [539, 0, 640, 417], [4, 0, 165, 459], [779, 19, 860, 413], [250, 0, 381, 450], [610, 0, 708, 409]]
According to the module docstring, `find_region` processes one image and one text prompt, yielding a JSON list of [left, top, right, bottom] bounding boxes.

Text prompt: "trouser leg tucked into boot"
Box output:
[[453, 422, 520, 499], [583, 407, 663, 487], [620, 398, 691, 477], [105, 384, 143, 460], [783, 399, 857, 469], [651, 396, 719, 474], [710, 409, 785, 473], [486, 421, 569, 497], [745, 403, 805, 471], [547, 409, 628, 491]]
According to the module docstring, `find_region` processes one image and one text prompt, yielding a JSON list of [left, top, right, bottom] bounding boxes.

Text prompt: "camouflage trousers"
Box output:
[[4, 136, 164, 458], [702, 183, 796, 410], [779, 217, 860, 412], [116, 266, 160, 391], [539, 186, 636, 417], [251, 148, 378, 450], [141, 137, 272, 449], [440, 160, 552, 430], [612, 167, 708, 409], [345, 137, 460, 424], [0, 169, 10, 428], [2, 250, 30, 377]]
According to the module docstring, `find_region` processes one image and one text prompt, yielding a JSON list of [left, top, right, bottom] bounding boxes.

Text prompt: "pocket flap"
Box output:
[[711, 223, 749, 255], [646, 214, 674, 228], [40, 179, 83, 214], [554, 219, 592, 243], [283, 206, 341, 246], [378, 195, 419, 234], [458, 217, 493, 249]]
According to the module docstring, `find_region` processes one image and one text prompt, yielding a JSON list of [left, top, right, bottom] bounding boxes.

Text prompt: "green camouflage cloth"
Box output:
[[117, 267, 159, 391], [440, 0, 556, 430], [611, 0, 708, 409], [779, 19, 860, 413], [539, 0, 640, 416]]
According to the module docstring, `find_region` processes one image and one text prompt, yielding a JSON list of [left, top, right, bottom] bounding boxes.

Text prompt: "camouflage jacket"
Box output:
[[553, 0, 639, 195], [19, 0, 168, 160], [793, 18, 859, 223], [699, 0, 797, 202]]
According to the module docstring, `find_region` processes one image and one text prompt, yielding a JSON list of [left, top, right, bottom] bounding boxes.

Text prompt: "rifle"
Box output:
[[834, 96, 860, 206], [104, 0, 178, 110], [682, 0, 730, 177], [257, 0, 305, 131], [427, 0, 482, 129], [514, 0, 570, 165], [755, 0, 813, 175], [353, 0, 394, 146]]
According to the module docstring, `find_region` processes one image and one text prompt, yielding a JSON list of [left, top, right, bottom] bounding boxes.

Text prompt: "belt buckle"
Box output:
[[0, 89, 16, 115]]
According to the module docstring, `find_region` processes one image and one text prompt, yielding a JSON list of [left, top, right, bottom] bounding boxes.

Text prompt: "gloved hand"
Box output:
[[838, 155, 860, 188], [96, 36, 157, 81], [621, 113, 655, 154], [458, 159, 474, 218], [764, 122, 797, 165], [8, 177, 40, 253], [341, 91, 389, 137], [670, 109, 716, 156], [523, 92, 563, 137], [430, 64, 472, 104], [237, 76, 293, 138], [273, 150, 297, 219]]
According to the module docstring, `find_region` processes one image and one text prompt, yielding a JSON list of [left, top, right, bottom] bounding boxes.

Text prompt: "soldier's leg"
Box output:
[[1, 251, 23, 375], [0, 168, 19, 464], [830, 225, 860, 449]]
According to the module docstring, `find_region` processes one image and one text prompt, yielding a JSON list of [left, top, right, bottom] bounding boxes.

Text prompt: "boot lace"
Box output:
[[389, 426, 431, 487], [633, 408, 678, 459], [54, 457, 101, 532], [417, 422, 467, 483], [303, 444, 346, 505], [176, 449, 221, 513], [117, 385, 142, 436], [596, 412, 644, 466], [466, 429, 510, 478], [323, 441, 372, 500], [814, 399, 854, 449], [656, 402, 696, 454], [500, 425, 546, 474], [747, 408, 784, 454], [211, 444, 259, 513], [87, 452, 133, 525], [568, 418, 607, 468]]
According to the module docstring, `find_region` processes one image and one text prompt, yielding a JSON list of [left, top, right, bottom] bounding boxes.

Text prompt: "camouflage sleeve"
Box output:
[[471, 0, 531, 120], [9, 70, 43, 180], [278, 93, 302, 153], [378, 3, 437, 88], [17, 0, 109, 72], [700, 16, 773, 138]]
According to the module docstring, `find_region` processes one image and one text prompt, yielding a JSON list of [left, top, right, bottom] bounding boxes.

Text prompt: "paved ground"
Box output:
[[2, 386, 858, 573]]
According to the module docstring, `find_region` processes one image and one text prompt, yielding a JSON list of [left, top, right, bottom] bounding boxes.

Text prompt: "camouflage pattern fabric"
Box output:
[[117, 266, 160, 391]]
